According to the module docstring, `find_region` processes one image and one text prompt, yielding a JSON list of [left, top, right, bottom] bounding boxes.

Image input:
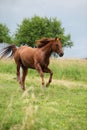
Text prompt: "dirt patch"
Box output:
[[52, 79, 87, 88]]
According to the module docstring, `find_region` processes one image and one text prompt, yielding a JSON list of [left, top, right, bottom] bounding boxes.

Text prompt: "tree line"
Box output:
[[0, 16, 73, 48]]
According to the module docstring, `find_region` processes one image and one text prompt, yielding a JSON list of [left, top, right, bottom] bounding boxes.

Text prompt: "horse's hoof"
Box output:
[[22, 86, 26, 91], [46, 83, 50, 87], [23, 88, 26, 91], [19, 84, 25, 91]]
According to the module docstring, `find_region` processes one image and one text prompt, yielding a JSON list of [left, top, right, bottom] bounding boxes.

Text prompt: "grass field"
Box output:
[[0, 58, 87, 130]]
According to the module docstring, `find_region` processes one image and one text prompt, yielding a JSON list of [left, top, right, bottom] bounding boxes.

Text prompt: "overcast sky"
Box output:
[[0, 0, 87, 58]]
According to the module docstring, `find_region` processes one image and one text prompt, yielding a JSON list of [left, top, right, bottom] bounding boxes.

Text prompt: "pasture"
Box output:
[[0, 58, 87, 130]]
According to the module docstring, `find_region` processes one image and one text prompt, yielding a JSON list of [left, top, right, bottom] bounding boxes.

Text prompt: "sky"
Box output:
[[0, 0, 87, 58]]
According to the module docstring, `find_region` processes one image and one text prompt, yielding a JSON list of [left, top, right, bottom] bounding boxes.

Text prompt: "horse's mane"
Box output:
[[36, 38, 53, 48]]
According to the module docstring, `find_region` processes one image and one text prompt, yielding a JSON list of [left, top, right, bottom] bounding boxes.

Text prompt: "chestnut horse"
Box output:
[[0, 38, 64, 90]]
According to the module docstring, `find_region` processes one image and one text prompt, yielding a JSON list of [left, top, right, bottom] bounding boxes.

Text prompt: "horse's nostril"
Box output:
[[59, 52, 64, 57]]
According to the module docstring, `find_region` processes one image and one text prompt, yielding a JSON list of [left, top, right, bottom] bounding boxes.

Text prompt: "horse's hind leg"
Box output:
[[21, 68, 28, 90], [16, 63, 21, 83]]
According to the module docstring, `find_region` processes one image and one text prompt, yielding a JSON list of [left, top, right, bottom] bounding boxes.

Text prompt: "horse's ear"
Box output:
[[55, 37, 61, 41], [55, 37, 58, 41], [59, 38, 61, 40]]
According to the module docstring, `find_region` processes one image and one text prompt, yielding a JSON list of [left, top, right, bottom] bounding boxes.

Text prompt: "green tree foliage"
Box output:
[[14, 16, 73, 47], [0, 23, 12, 43]]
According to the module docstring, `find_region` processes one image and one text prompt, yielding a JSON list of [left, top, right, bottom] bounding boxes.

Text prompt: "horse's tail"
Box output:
[[0, 44, 17, 59]]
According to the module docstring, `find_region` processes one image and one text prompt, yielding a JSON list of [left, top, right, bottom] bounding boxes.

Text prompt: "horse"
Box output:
[[0, 37, 64, 90]]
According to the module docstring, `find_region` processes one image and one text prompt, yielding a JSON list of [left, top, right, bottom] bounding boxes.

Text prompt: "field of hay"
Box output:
[[0, 58, 87, 130]]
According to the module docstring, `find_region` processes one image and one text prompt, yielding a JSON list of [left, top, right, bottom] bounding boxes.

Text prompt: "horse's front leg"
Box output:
[[35, 63, 45, 88], [44, 67, 53, 87]]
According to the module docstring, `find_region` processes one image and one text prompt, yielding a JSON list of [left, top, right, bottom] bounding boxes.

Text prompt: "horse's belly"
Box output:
[[22, 56, 35, 68]]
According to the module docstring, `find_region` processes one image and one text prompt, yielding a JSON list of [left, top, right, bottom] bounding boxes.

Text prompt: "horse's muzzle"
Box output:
[[59, 52, 64, 57]]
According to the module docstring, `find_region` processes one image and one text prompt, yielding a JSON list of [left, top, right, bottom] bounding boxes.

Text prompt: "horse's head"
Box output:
[[52, 38, 64, 57]]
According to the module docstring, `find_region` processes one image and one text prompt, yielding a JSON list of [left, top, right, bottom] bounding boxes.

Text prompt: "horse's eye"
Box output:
[[56, 44, 59, 47]]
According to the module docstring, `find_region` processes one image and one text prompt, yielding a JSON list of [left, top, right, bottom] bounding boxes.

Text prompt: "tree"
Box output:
[[14, 16, 73, 47], [0, 23, 12, 43]]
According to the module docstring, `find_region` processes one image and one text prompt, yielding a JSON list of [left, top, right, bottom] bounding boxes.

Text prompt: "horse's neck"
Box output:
[[41, 43, 52, 58]]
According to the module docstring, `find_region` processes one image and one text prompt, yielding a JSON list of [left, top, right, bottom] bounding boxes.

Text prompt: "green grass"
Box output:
[[50, 58, 87, 82], [0, 58, 87, 130]]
